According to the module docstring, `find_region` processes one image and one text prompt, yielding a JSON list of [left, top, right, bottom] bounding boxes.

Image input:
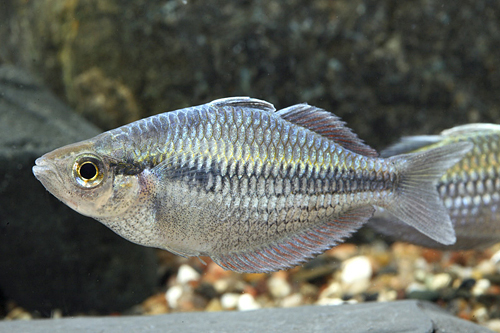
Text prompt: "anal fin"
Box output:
[[211, 206, 375, 273]]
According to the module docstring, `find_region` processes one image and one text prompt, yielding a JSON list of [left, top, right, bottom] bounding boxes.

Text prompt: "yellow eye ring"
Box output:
[[73, 155, 105, 188]]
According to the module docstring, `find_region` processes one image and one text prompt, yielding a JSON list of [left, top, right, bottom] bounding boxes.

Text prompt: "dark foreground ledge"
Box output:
[[0, 300, 490, 333]]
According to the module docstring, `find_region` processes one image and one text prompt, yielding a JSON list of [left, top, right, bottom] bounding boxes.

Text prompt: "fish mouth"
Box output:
[[32, 157, 52, 180], [32, 157, 63, 187]]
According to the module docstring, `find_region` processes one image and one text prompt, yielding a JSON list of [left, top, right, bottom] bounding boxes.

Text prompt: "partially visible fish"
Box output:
[[32, 97, 471, 272], [370, 124, 500, 250]]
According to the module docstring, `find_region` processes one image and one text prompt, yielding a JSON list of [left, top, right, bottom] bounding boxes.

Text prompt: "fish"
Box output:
[[369, 123, 500, 250], [32, 97, 472, 273]]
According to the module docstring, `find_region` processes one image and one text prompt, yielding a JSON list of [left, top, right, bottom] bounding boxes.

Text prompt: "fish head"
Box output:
[[32, 139, 140, 219]]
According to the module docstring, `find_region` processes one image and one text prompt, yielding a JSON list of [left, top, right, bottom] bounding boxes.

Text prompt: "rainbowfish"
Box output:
[[370, 124, 500, 250], [32, 97, 471, 272]]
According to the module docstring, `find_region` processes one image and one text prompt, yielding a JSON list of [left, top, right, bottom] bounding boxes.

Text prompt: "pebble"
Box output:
[[318, 282, 341, 300], [237, 293, 261, 311], [166, 285, 183, 309], [8, 239, 500, 327], [205, 299, 223, 312], [448, 264, 474, 280], [413, 257, 429, 271], [341, 256, 372, 294], [142, 293, 169, 315], [300, 283, 319, 298], [316, 298, 358, 306], [472, 279, 491, 296], [406, 290, 440, 302], [377, 289, 397, 302], [220, 293, 240, 310], [485, 319, 500, 332], [428, 273, 452, 290], [281, 294, 303, 308], [475, 260, 496, 276], [177, 264, 201, 284], [472, 307, 489, 323], [316, 297, 345, 306], [405, 282, 426, 294], [325, 243, 358, 260], [490, 248, 500, 264], [268, 275, 291, 298], [413, 269, 427, 283], [213, 279, 230, 294], [5, 307, 32, 320]]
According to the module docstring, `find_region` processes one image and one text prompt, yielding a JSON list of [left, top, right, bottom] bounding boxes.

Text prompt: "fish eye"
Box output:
[[80, 162, 98, 180], [73, 155, 105, 188]]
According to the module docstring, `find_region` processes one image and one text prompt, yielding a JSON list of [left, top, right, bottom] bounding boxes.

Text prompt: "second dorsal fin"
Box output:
[[276, 104, 378, 157], [209, 97, 276, 113]]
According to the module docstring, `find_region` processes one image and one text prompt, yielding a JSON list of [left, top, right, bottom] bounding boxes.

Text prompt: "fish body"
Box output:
[[370, 124, 500, 250], [33, 97, 471, 272]]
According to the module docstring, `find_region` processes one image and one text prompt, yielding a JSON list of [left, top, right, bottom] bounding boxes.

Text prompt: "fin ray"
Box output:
[[276, 104, 378, 157], [440, 123, 500, 136], [210, 97, 275, 113], [211, 206, 375, 273], [382, 141, 473, 245]]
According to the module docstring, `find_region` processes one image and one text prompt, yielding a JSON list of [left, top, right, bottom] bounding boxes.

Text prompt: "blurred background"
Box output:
[[2, 0, 500, 148], [1, 0, 500, 330]]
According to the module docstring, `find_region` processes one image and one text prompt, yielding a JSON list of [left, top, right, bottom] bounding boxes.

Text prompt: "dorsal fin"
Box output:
[[440, 123, 500, 137], [209, 97, 276, 113], [276, 104, 378, 157], [381, 123, 500, 158]]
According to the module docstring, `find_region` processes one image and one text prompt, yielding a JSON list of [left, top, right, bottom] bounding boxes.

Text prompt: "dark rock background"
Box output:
[[1, 0, 499, 149], [0, 65, 158, 315]]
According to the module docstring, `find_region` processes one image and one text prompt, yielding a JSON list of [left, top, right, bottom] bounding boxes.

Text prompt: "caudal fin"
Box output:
[[382, 141, 472, 245]]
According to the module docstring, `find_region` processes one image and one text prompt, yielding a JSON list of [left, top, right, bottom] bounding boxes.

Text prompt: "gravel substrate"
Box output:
[[3, 240, 500, 332]]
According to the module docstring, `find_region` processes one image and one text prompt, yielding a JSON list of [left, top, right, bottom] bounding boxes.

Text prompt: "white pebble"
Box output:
[[414, 269, 427, 283], [237, 293, 261, 311], [281, 294, 303, 308], [177, 264, 200, 284], [377, 290, 397, 302], [341, 256, 372, 294], [485, 319, 500, 332], [472, 279, 491, 296], [490, 248, 500, 264], [406, 282, 426, 294], [476, 260, 496, 275], [341, 256, 372, 284], [268, 276, 291, 298], [316, 297, 345, 306], [429, 273, 452, 290], [318, 282, 341, 300], [213, 279, 230, 293], [472, 307, 489, 323], [413, 257, 429, 271], [448, 264, 473, 279], [221, 293, 240, 310], [166, 285, 183, 309]]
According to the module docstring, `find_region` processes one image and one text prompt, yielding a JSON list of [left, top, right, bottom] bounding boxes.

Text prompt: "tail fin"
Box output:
[[382, 141, 472, 245]]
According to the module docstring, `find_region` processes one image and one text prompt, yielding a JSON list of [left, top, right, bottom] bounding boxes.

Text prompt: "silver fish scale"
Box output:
[[440, 133, 500, 230], [96, 102, 397, 255], [138, 106, 391, 252]]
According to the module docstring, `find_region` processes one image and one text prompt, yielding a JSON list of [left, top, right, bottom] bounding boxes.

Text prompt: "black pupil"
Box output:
[[80, 162, 97, 180]]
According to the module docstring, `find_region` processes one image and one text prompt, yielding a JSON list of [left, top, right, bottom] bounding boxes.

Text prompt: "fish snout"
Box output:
[[32, 157, 61, 185]]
